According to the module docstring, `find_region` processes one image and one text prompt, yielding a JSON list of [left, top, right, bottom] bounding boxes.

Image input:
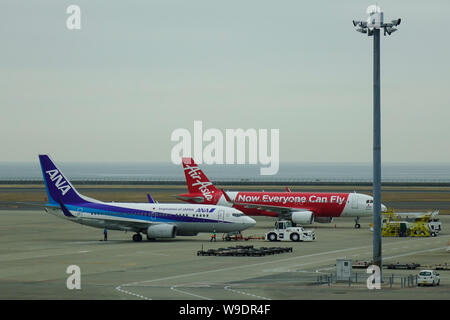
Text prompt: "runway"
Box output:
[[1, 210, 449, 300]]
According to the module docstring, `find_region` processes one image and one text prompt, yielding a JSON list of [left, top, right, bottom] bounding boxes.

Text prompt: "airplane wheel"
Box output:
[[133, 234, 142, 242], [268, 233, 277, 242], [355, 224, 361, 229]]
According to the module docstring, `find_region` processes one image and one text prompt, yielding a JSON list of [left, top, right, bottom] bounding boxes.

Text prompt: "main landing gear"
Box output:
[[132, 233, 156, 242], [354, 217, 361, 229], [132, 233, 143, 242]]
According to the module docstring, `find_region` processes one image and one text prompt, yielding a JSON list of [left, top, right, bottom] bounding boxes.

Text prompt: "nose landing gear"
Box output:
[[354, 217, 361, 229]]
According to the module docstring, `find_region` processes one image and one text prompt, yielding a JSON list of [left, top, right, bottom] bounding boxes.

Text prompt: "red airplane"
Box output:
[[176, 158, 386, 228]]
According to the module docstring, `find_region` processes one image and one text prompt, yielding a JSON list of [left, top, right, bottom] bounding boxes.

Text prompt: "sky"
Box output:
[[0, 1, 449, 164]]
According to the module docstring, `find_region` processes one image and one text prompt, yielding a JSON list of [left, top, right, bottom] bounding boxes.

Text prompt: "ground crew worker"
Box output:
[[210, 230, 216, 242], [104, 228, 108, 241]]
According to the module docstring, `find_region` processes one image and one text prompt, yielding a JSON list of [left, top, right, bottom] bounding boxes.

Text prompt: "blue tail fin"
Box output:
[[39, 155, 88, 205]]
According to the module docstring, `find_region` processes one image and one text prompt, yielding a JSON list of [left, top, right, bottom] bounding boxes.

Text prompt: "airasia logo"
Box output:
[[184, 164, 214, 201]]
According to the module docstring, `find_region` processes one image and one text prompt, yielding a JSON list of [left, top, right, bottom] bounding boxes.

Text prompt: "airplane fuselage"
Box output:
[[45, 202, 255, 235], [180, 191, 384, 219]]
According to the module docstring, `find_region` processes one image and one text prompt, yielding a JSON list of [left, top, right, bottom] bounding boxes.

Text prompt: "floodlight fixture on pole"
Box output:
[[352, 5, 401, 275], [354, 5, 401, 37]]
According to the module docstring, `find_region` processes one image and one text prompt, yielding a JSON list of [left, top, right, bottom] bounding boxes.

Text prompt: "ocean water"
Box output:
[[0, 162, 449, 182]]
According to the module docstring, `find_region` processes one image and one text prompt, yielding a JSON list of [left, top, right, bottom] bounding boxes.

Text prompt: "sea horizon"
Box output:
[[0, 161, 449, 182]]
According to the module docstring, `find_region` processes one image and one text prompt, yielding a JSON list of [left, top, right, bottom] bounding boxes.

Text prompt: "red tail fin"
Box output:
[[181, 158, 219, 201]]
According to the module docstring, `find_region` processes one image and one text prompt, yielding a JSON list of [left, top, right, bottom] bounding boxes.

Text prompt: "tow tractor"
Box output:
[[265, 220, 316, 242]]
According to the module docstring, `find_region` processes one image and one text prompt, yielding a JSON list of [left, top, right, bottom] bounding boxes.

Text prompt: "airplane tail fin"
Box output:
[[181, 157, 219, 200], [147, 193, 158, 203], [39, 155, 90, 205]]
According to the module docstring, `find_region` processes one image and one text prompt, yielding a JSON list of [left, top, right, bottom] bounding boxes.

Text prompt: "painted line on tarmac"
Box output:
[[224, 285, 271, 300], [116, 251, 169, 257], [115, 285, 152, 300], [170, 285, 212, 300], [316, 267, 335, 273], [0, 250, 93, 262], [262, 257, 336, 273], [384, 246, 447, 261]]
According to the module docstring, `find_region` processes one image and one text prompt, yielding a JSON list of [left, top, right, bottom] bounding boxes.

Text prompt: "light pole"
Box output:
[[352, 5, 401, 273]]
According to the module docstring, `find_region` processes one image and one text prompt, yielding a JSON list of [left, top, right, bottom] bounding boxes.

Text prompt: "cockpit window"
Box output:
[[232, 213, 245, 217]]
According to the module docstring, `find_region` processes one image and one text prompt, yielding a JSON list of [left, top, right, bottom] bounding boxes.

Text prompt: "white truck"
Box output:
[[265, 220, 316, 242]]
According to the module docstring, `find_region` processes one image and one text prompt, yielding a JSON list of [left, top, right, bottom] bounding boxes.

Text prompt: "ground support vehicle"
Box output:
[[265, 220, 316, 242]]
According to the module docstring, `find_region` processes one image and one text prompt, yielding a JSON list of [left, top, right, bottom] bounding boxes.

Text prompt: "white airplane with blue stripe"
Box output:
[[39, 155, 256, 242]]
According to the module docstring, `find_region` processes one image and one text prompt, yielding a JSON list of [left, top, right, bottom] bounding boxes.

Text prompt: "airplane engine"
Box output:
[[147, 224, 177, 238], [291, 211, 314, 224], [314, 217, 333, 223], [176, 230, 199, 236]]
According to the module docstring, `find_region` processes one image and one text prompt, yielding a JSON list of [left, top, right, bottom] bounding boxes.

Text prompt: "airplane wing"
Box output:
[[175, 195, 205, 203], [220, 189, 312, 219], [102, 219, 153, 233], [25, 201, 160, 233], [232, 202, 311, 219]]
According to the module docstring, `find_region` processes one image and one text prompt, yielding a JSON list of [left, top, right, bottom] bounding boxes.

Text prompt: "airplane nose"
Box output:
[[245, 217, 256, 227], [381, 204, 387, 212]]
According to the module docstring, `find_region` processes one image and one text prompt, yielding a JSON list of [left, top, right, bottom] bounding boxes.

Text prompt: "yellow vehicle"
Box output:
[[377, 210, 441, 237]]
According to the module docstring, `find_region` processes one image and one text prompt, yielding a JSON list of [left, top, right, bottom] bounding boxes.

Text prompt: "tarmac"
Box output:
[[1, 209, 449, 300]]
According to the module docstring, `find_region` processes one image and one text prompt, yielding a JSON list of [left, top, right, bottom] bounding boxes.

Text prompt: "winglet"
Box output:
[[286, 187, 292, 192], [147, 193, 155, 203]]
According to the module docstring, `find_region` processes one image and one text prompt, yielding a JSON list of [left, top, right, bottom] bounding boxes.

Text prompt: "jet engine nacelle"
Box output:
[[291, 211, 314, 224], [314, 217, 333, 224], [176, 230, 199, 236], [147, 224, 177, 238]]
